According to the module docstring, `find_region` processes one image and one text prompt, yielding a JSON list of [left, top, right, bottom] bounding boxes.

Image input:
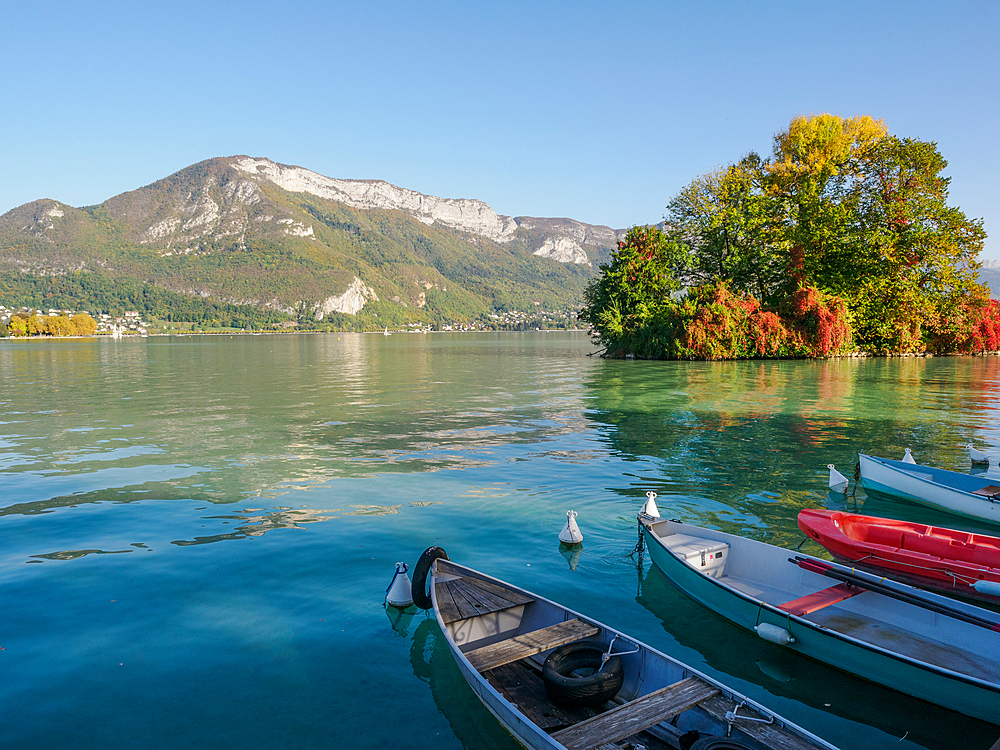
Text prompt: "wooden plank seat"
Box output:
[[550, 676, 720, 750], [777, 582, 864, 616], [699, 694, 820, 750], [435, 575, 534, 624], [465, 618, 600, 672], [972, 485, 1000, 499]]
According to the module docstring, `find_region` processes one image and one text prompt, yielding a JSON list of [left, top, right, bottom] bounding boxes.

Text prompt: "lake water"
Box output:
[[2, 332, 999, 750]]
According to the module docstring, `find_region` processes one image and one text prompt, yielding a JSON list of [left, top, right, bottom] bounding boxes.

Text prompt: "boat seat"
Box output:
[[435, 574, 533, 624], [777, 582, 865, 616], [550, 676, 719, 750], [698, 694, 824, 750], [863, 528, 904, 548], [465, 618, 600, 672], [972, 485, 1000, 500]]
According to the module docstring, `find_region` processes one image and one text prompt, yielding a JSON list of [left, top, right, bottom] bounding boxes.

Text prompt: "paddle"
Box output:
[[789, 556, 1000, 634]]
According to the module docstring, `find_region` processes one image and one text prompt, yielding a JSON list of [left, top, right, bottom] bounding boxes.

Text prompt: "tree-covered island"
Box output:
[[580, 114, 999, 359]]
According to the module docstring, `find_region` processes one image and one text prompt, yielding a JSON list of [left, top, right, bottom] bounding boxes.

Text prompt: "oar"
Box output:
[[789, 556, 1000, 633]]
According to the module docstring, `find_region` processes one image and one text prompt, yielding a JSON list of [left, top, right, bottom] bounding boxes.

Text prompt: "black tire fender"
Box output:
[[542, 639, 625, 707], [411, 546, 449, 609]]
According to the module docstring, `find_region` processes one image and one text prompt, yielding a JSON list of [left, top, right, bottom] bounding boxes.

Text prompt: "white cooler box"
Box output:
[[665, 533, 729, 578]]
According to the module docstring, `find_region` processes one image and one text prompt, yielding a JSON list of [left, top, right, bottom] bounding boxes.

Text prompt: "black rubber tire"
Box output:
[[542, 640, 625, 707], [689, 738, 755, 750], [411, 546, 449, 609]]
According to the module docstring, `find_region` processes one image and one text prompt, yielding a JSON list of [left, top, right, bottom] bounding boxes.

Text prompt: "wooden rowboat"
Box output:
[[858, 453, 1000, 525], [639, 516, 1000, 722], [797, 508, 1000, 605], [411, 546, 839, 750]]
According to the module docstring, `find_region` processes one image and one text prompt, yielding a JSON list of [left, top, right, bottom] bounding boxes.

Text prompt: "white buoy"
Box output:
[[385, 562, 413, 608], [640, 491, 660, 519], [902, 448, 916, 464], [972, 580, 1000, 598], [559, 510, 583, 545], [754, 622, 795, 645], [968, 443, 990, 465], [828, 464, 849, 494]]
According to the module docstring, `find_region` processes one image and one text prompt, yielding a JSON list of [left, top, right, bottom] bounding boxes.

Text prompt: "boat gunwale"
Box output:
[[429, 557, 840, 750], [797, 508, 1000, 575], [640, 516, 1000, 695], [859, 453, 998, 501]]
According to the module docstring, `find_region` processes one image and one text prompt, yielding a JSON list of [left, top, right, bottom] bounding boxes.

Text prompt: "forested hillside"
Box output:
[[0, 157, 621, 330]]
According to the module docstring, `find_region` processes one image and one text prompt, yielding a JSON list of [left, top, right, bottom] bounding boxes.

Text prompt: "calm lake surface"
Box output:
[[2, 332, 999, 749]]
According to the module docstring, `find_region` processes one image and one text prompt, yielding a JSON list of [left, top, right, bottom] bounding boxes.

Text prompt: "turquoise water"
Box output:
[[2, 333, 999, 749]]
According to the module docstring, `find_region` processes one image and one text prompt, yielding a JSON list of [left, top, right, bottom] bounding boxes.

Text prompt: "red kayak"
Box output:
[[797, 508, 1000, 605]]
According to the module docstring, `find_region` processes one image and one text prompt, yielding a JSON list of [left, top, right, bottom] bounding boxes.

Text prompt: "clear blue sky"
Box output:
[[3, 1, 998, 259]]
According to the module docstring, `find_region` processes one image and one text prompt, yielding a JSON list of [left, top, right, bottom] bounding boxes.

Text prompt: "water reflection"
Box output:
[[408, 618, 522, 750], [583, 357, 1000, 543], [29, 548, 133, 561], [171, 507, 340, 545], [385, 605, 417, 637], [558, 542, 582, 570], [0, 472, 207, 517]]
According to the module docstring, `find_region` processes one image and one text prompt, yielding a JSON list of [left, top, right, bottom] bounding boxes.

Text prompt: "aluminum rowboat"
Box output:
[[414, 548, 839, 750], [859, 453, 1000, 525], [640, 516, 1000, 722]]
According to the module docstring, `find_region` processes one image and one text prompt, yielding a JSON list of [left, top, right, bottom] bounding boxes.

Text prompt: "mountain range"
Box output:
[[2, 157, 995, 331], [979, 260, 1000, 299], [0, 156, 626, 327]]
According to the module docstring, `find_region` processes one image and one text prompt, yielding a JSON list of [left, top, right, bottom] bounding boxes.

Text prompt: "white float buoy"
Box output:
[[828, 464, 849, 494], [754, 622, 795, 645], [385, 562, 413, 608], [559, 510, 583, 545], [902, 448, 916, 464], [968, 443, 990, 465], [640, 491, 660, 519], [972, 580, 1000, 598]]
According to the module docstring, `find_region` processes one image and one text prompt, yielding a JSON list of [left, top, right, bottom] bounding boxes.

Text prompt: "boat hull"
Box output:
[[429, 557, 839, 750], [798, 508, 1000, 605], [641, 516, 1000, 722], [859, 453, 1000, 525]]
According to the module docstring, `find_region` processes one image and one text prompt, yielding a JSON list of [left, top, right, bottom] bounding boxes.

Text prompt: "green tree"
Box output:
[[666, 154, 785, 301], [8, 315, 27, 336], [579, 226, 688, 353], [662, 113, 989, 354], [71, 312, 98, 336], [44, 315, 74, 337]]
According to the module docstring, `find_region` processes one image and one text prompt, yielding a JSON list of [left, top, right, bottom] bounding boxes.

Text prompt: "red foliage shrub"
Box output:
[[971, 300, 1000, 352], [785, 286, 852, 356], [669, 282, 854, 359], [927, 296, 1000, 353], [750, 310, 788, 356]]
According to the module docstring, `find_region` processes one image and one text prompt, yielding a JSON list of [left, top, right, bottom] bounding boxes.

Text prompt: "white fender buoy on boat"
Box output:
[[640, 491, 660, 519], [559, 510, 583, 545], [968, 444, 990, 465], [754, 622, 795, 645], [902, 448, 916, 464], [828, 464, 849, 494], [972, 580, 1000, 598], [385, 562, 413, 608]]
